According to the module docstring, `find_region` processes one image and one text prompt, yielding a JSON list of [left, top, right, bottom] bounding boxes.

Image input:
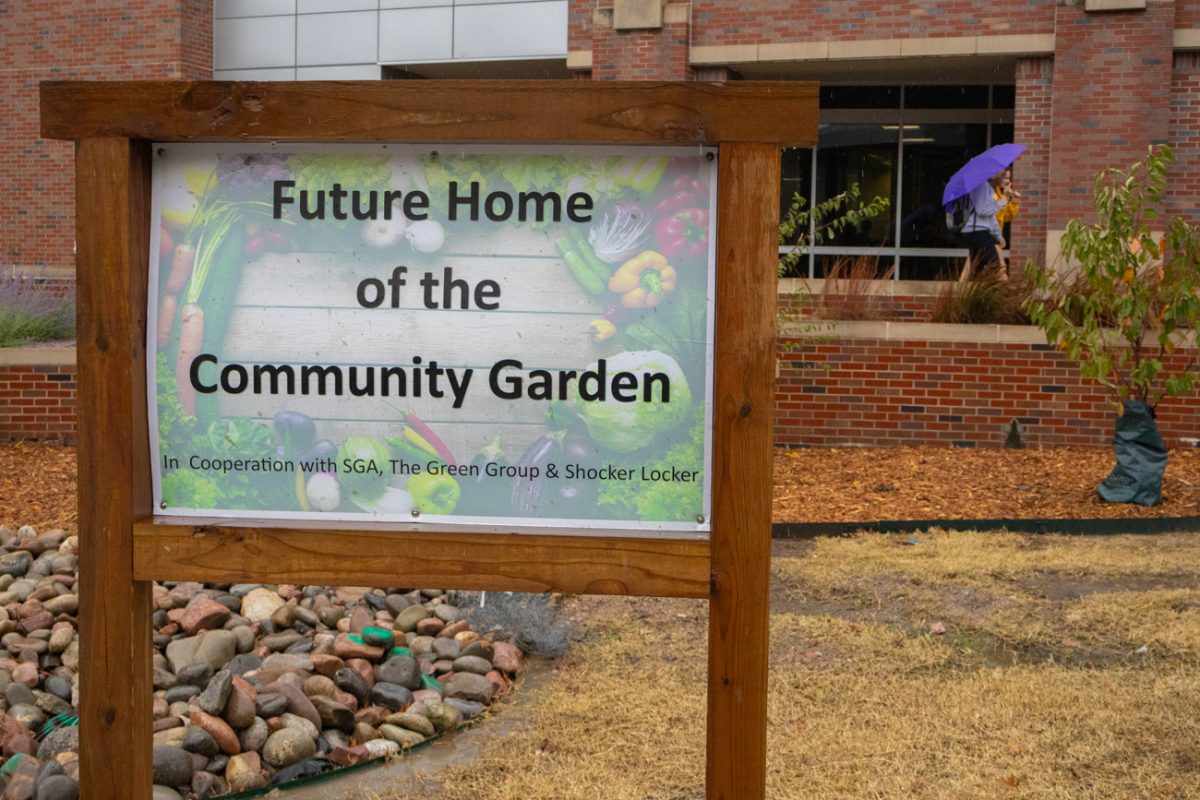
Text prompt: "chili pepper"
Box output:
[[589, 319, 617, 341], [655, 207, 709, 261], [653, 174, 708, 216], [608, 250, 677, 308]]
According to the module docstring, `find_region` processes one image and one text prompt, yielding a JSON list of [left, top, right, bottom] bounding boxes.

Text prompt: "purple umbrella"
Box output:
[[942, 143, 1026, 206]]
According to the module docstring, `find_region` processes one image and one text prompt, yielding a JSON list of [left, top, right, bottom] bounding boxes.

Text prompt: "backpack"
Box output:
[[944, 196, 973, 233]]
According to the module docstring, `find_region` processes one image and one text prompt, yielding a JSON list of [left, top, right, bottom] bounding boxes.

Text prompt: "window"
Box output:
[[782, 85, 1015, 280]]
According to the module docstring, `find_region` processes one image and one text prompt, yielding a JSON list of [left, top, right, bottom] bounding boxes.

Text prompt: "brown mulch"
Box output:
[[2, 442, 1199, 531]]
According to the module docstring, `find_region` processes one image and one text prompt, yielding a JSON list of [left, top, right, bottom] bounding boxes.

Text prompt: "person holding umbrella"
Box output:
[[943, 143, 1025, 280]]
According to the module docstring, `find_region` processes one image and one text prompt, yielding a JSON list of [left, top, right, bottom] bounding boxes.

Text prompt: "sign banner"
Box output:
[[147, 144, 716, 532]]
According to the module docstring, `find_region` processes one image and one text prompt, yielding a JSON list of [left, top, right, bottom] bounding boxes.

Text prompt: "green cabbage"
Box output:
[[337, 436, 392, 501], [572, 350, 692, 453]]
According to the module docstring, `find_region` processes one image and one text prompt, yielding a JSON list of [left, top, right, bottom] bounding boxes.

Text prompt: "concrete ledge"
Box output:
[[691, 33, 1055, 66], [566, 50, 593, 70], [780, 319, 1048, 344], [1175, 29, 1200, 50], [0, 345, 76, 367]]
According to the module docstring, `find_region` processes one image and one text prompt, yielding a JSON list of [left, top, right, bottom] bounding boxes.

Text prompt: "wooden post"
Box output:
[[75, 138, 155, 797], [706, 142, 780, 799]]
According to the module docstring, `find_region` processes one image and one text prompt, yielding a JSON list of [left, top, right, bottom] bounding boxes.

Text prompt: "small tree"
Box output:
[[1024, 145, 1200, 504], [778, 184, 890, 277]]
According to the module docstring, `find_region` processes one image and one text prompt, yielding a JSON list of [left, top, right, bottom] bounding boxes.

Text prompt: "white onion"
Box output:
[[305, 472, 341, 512], [405, 219, 446, 253]]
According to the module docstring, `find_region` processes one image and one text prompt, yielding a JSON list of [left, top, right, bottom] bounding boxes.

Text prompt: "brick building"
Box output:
[[6, 0, 1198, 279], [3, 0, 1198, 446]]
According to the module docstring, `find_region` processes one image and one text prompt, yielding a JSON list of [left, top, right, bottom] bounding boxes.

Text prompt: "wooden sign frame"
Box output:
[[40, 80, 817, 799]]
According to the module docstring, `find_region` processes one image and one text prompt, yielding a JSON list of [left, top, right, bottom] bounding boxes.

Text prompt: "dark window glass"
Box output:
[[780, 147, 813, 221], [991, 124, 1014, 148], [992, 85, 1016, 109], [815, 124, 898, 248], [905, 85, 989, 109], [814, 254, 895, 279], [819, 86, 900, 109], [899, 124, 989, 250]]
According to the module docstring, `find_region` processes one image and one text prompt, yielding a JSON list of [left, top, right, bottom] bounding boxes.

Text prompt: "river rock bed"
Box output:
[[0, 524, 526, 799]]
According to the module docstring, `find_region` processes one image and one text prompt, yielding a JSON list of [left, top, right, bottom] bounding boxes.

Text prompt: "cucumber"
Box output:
[[554, 237, 606, 295]]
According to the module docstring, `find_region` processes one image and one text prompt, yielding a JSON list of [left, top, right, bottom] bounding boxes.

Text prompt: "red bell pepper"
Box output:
[[653, 174, 708, 216], [655, 207, 709, 261]]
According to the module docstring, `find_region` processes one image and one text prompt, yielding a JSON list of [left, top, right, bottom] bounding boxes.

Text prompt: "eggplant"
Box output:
[[274, 410, 317, 459], [510, 431, 564, 515]]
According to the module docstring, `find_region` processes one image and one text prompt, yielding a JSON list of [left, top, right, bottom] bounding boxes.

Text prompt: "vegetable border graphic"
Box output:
[[148, 144, 718, 531]]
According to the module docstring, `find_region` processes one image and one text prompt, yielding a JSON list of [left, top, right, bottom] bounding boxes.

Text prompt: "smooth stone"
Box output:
[[309, 654, 344, 679], [461, 640, 495, 662], [190, 771, 225, 799], [384, 711, 435, 737], [360, 627, 395, 650], [9, 703, 44, 731], [384, 594, 412, 615], [332, 635, 382, 662], [237, 717, 269, 753], [263, 682, 321, 733], [181, 727, 219, 758], [415, 617, 445, 636], [258, 632, 303, 653], [180, 595, 231, 636], [35, 726, 78, 761], [195, 670, 232, 716], [11, 662, 38, 689], [443, 697, 486, 721], [163, 686, 200, 705], [431, 638, 460, 661], [452, 655, 492, 676], [412, 700, 463, 734], [260, 653, 312, 673], [301, 675, 335, 699], [5, 682, 35, 707], [176, 663, 214, 688], [408, 636, 435, 656], [432, 604, 461, 624], [31, 775, 76, 800], [375, 655, 420, 690], [188, 710, 240, 756], [152, 787, 184, 800], [368, 682, 413, 712], [352, 721, 380, 743], [378, 723, 424, 749], [151, 745, 194, 788], [443, 672, 494, 705], [279, 713, 319, 741], [262, 728, 316, 769], [223, 677, 257, 731], [225, 752, 266, 792], [231, 626, 256, 655], [254, 693, 287, 719], [0, 553, 32, 578], [40, 595, 77, 616], [225, 654, 261, 676], [394, 606, 429, 633], [33, 693, 73, 717], [333, 668, 369, 706], [46, 628, 72, 656], [310, 696, 355, 734], [490, 641, 523, 674], [362, 738, 400, 758]]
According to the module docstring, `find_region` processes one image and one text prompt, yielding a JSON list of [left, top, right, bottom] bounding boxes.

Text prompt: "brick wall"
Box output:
[[7, 336, 1197, 449], [1169, 51, 1200, 219], [0, 363, 78, 444], [0, 1, 212, 275], [1013, 57, 1053, 267], [688, 0, 1055, 44], [776, 334, 1200, 449], [1047, 1, 1175, 228]]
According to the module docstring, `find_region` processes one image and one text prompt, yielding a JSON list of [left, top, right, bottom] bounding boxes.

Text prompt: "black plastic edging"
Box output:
[[772, 516, 1200, 538]]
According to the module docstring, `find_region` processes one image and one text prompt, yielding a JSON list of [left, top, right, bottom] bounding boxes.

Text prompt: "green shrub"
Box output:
[[932, 274, 1029, 324]]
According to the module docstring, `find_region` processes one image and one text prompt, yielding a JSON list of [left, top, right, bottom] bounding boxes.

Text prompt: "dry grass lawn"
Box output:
[[387, 531, 1200, 800]]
